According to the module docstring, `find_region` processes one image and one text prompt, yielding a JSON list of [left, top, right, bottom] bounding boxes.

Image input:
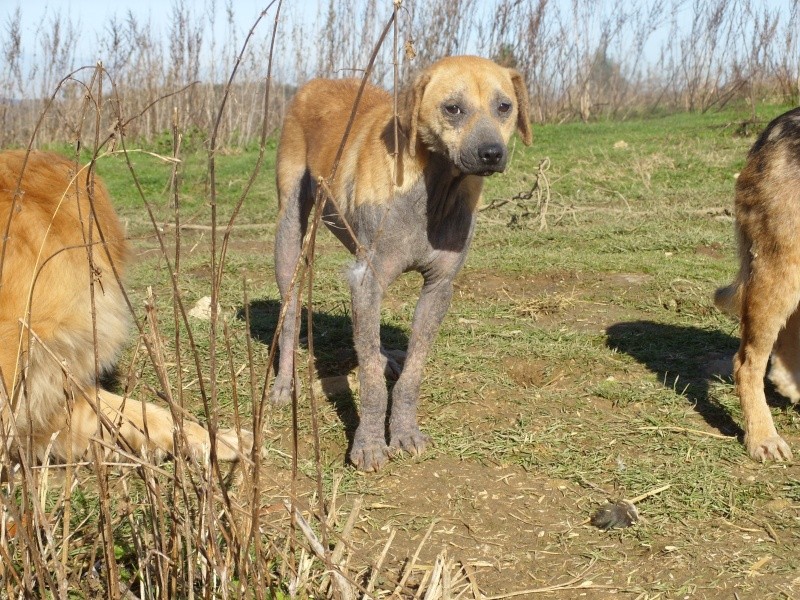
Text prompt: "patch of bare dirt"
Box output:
[[503, 357, 558, 388], [456, 268, 655, 333], [695, 242, 726, 259], [256, 447, 800, 598]]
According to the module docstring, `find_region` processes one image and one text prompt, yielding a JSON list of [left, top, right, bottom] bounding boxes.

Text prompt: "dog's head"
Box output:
[[402, 56, 532, 175]]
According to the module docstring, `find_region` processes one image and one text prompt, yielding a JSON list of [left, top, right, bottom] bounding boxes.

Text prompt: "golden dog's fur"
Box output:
[[715, 107, 800, 462], [0, 150, 250, 463], [273, 56, 531, 470]]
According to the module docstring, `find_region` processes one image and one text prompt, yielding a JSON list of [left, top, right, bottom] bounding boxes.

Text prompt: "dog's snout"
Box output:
[[479, 143, 504, 166]]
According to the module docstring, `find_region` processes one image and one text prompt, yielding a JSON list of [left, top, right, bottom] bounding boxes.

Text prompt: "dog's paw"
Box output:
[[215, 427, 254, 461], [768, 363, 800, 404], [390, 427, 431, 457], [350, 440, 391, 472], [270, 379, 293, 405], [746, 434, 793, 462]]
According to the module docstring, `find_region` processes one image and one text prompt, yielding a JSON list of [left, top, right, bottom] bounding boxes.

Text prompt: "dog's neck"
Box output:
[[423, 154, 482, 228]]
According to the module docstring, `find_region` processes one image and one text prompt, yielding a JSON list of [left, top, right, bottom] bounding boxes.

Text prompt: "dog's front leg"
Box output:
[[389, 277, 454, 457], [349, 263, 392, 471]]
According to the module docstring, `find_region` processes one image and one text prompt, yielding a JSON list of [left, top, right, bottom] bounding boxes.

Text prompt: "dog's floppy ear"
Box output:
[[400, 71, 431, 158], [509, 69, 532, 146]]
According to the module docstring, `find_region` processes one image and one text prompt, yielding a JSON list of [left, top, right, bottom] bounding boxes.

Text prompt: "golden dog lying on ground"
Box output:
[[715, 107, 800, 462], [0, 150, 251, 463], [272, 56, 532, 471]]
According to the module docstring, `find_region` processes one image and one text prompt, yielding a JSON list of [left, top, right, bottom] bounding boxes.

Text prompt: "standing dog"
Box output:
[[0, 150, 251, 463], [272, 56, 531, 471], [715, 107, 800, 462]]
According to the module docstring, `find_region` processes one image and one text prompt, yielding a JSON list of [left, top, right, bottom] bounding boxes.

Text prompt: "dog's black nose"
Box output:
[[478, 143, 504, 166]]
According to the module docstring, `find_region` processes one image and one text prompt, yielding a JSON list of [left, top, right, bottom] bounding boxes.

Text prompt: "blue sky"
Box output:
[[8, 0, 282, 35], [5, 0, 297, 64], [5, 0, 797, 81]]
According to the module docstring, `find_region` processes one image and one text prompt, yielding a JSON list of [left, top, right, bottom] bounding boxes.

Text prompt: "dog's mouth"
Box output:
[[461, 164, 506, 177], [453, 156, 507, 177], [456, 148, 508, 177]]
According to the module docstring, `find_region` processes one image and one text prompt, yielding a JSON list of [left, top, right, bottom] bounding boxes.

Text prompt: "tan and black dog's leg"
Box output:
[[388, 277, 454, 456], [735, 262, 800, 462]]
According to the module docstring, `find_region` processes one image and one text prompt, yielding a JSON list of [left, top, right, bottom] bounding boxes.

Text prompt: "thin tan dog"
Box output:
[[715, 107, 800, 462], [0, 150, 251, 463], [273, 56, 531, 471]]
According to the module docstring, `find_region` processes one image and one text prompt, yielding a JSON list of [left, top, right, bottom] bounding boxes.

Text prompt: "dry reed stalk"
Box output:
[[1, 1, 798, 147]]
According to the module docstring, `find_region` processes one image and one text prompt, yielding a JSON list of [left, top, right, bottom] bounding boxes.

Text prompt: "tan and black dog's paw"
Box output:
[[746, 434, 793, 462]]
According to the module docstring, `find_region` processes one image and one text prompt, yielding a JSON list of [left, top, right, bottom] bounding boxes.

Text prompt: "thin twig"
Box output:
[[483, 560, 602, 599], [638, 425, 736, 440]]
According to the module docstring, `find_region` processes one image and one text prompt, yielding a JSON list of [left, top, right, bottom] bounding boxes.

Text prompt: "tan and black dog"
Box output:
[[715, 106, 800, 462], [272, 56, 532, 471]]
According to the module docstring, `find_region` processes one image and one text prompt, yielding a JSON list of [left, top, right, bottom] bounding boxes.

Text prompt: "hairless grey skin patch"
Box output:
[[271, 56, 531, 472]]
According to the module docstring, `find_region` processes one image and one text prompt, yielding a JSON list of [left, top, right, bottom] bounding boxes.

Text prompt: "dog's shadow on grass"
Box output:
[[238, 299, 409, 452], [605, 320, 747, 438]]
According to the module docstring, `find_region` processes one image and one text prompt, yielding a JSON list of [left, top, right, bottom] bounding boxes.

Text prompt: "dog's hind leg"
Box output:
[[272, 171, 314, 405], [768, 307, 800, 403], [735, 260, 800, 462], [381, 347, 406, 380]]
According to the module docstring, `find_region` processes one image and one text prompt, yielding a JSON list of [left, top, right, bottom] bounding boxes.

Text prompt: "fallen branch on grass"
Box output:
[[481, 157, 551, 230], [482, 558, 634, 599], [638, 425, 736, 440]]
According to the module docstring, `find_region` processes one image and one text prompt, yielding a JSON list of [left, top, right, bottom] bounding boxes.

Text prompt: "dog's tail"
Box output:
[[714, 227, 750, 318], [714, 281, 743, 317]]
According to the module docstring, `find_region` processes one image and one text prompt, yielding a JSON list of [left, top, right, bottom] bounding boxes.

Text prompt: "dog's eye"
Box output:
[[444, 104, 462, 116], [498, 102, 512, 114]]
